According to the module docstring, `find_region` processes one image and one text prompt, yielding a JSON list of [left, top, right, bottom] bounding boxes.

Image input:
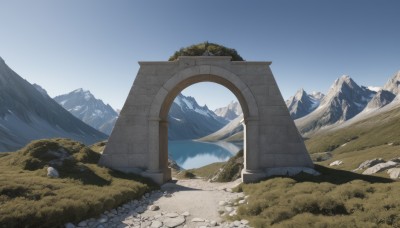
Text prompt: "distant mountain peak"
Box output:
[[33, 83, 49, 97], [296, 76, 375, 135], [54, 89, 118, 135], [286, 89, 324, 119], [214, 100, 243, 121], [383, 70, 400, 95]]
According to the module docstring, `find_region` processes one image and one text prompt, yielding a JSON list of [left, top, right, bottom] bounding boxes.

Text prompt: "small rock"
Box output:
[[77, 221, 87, 227], [145, 193, 150, 198], [210, 221, 217, 226], [191, 218, 204, 222], [64, 223, 75, 228], [98, 216, 108, 223], [225, 206, 233, 212], [238, 200, 246, 204], [329, 160, 343, 166], [181, 211, 190, 217], [135, 206, 145, 214], [165, 212, 179, 218], [233, 220, 241, 226], [150, 221, 163, 228], [47, 167, 59, 178], [226, 188, 233, 192], [219, 201, 227, 206], [241, 219, 249, 225], [149, 205, 160, 211], [163, 216, 185, 227], [229, 210, 237, 217]]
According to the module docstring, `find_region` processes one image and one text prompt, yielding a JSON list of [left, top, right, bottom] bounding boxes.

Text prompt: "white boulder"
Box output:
[[329, 160, 343, 166], [363, 161, 398, 175], [387, 168, 400, 179], [47, 167, 59, 178]]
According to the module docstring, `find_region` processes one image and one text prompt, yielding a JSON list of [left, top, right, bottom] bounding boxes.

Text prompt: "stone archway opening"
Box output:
[[158, 77, 249, 181]]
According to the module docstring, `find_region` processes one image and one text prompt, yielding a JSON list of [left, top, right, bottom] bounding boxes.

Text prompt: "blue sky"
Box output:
[[1, 1, 399, 110]]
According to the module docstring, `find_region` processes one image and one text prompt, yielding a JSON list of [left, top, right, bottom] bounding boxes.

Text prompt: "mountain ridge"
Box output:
[[0, 57, 107, 152]]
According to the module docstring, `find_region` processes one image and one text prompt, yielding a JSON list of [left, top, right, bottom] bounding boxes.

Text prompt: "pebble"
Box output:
[[225, 206, 233, 212], [150, 221, 163, 228], [191, 217, 204, 222], [64, 223, 75, 228], [148, 205, 160, 211], [219, 200, 227, 206], [163, 216, 185, 227], [181, 211, 190, 216]]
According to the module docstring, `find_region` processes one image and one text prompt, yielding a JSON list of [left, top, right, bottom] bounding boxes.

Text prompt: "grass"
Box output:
[[213, 150, 244, 182], [306, 106, 400, 154], [234, 165, 400, 228], [0, 138, 155, 228]]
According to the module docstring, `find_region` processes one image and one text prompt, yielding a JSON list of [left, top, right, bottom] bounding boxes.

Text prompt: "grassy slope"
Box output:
[[235, 165, 399, 228], [306, 106, 400, 154], [0, 139, 154, 228], [228, 107, 400, 227]]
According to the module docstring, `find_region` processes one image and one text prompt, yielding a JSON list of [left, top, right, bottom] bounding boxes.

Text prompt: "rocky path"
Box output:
[[65, 179, 251, 228]]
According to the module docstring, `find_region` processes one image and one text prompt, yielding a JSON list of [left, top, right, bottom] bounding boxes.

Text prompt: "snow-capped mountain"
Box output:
[[295, 75, 376, 135], [383, 71, 400, 95], [54, 89, 118, 135], [168, 93, 228, 140], [214, 101, 242, 121], [199, 113, 244, 142], [285, 89, 324, 119], [0, 57, 107, 152], [363, 90, 396, 112]]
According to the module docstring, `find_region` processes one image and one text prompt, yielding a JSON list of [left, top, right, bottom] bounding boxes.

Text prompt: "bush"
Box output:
[[168, 42, 244, 61]]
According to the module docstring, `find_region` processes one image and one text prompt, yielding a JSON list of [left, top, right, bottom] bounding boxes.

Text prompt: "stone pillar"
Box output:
[[142, 117, 164, 184], [242, 118, 265, 182], [159, 120, 171, 182]]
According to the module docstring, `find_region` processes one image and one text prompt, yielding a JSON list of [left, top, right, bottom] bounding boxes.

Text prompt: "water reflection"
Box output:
[[168, 140, 242, 169]]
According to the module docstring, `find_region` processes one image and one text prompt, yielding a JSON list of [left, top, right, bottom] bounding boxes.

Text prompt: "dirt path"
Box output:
[[67, 178, 251, 228]]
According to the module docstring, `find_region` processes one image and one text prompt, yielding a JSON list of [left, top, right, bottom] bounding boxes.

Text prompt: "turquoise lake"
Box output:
[[168, 140, 242, 169]]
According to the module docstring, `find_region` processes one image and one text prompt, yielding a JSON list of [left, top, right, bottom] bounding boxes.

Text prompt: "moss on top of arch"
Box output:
[[168, 42, 244, 61]]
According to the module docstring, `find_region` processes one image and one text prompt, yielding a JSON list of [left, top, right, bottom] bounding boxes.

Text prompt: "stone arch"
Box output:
[[99, 56, 315, 184], [147, 66, 260, 183]]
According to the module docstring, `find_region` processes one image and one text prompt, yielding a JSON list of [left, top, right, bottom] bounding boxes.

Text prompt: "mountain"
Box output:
[[383, 71, 400, 95], [0, 57, 107, 152], [214, 101, 243, 121], [363, 90, 396, 112], [199, 113, 244, 142], [168, 93, 228, 140], [295, 75, 376, 135], [285, 89, 324, 119], [54, 89, 118, 135]]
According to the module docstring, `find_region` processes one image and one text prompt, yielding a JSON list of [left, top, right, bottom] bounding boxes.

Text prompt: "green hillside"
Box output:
[[0, 139, 153, 228], [306, 106, 400, 155]]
